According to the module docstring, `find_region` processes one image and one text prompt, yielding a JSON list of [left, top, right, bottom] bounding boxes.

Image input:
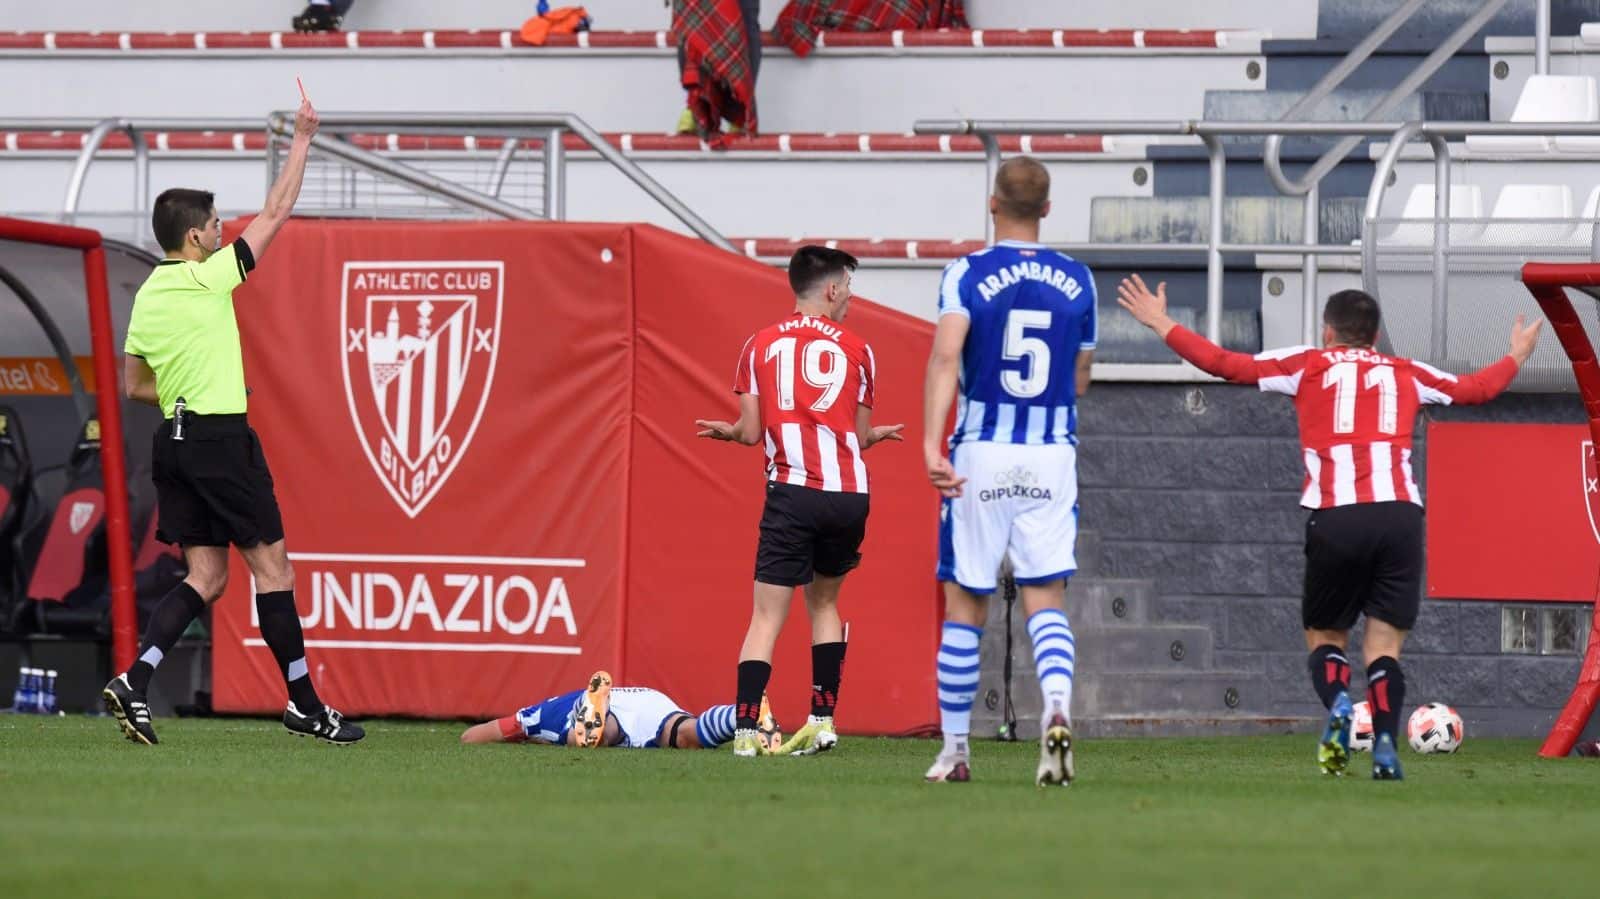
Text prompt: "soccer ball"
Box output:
[[1349, 700, 1374, 752], [1407, 703, 1465, 754]]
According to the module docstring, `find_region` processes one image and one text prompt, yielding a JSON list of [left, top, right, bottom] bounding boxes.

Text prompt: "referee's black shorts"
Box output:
[[754, 481, 870, 587], [1302, 500, 1424, 632], [151, 414, 285, 549]]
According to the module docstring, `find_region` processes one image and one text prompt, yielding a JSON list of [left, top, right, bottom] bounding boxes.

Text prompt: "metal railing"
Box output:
[[12, 111, 731, 251], [266, 112, 732, 250], [916, 118, 1600, 352]]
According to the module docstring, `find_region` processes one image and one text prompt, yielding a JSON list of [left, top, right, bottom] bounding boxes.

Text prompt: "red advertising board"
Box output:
[[1426, 421, 1600, 601], [210, 220, 940, 732]]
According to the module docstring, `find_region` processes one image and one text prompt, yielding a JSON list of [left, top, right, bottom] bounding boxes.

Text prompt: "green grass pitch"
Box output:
[[3, 717, 1597, 897]]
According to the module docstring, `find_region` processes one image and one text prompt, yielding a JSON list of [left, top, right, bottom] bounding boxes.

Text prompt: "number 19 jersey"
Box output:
[[733, 312, 877, 494], [938, 241, 1098, 448]]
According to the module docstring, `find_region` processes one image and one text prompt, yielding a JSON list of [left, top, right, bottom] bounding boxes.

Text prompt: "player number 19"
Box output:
[[1323, 361, 1398, 435], [766, 336, 849, 412]]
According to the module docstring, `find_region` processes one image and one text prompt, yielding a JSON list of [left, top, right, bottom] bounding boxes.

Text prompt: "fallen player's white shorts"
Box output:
[[610, 687, 688, 748], [937, 441, 1079, 594]]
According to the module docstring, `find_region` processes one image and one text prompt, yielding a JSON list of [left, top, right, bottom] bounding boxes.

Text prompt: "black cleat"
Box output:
[[291, 4, 343, 33], [102, 675, 158, 745], [284, 702, 365, 745]]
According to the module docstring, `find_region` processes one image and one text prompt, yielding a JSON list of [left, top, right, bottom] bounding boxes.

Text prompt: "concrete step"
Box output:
[[1070, 714, 1320, 738], [982, 624, 1218, 674], [1316, 0, 1600, 42], [0, 143, 1149, 246], [1203, 88, 1487, 132], [1261, 39, 1490, 94], [1090, 194, 1367, 244], [1074, 670, 1272, 717], [972, 671, 1273, 736], [0, 44, 1261, 131], [1071, 578, 1158, 627]]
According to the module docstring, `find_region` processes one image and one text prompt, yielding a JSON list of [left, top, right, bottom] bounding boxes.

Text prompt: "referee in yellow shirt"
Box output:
[[102, 95, 363, 746]]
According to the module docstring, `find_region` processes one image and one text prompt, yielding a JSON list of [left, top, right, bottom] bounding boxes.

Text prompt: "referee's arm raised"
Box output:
[[239, 96, 320, 263]]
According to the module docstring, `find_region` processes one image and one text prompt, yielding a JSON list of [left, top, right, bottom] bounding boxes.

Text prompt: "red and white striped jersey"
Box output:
[[734, 312, 877, 493], [1166, 327, 1520, 509]]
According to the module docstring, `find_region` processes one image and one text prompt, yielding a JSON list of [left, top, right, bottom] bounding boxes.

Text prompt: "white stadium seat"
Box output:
[[1473, 183, 1575, 246], [1380, 184, 1484, 245], [1466, 75, 1600, 154]]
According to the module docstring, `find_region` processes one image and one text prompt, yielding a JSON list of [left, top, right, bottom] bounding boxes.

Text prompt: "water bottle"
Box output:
[[41, 669, 58, 715], [8, 665, 25, 711], [19, 667, 39, 713]]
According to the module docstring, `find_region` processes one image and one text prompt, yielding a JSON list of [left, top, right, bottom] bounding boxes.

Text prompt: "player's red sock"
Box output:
[[1366, 656, 1406, 742], [735, 660, 771, 730], [810, 641, 846, 718], [1306, 644, 1352, 710]]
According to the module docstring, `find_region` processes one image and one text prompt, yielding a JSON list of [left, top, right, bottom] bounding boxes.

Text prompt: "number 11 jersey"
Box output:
[[1165, 331, 1521, 509], [937, 240, 1098, 450], [733, 312, 877, 494]]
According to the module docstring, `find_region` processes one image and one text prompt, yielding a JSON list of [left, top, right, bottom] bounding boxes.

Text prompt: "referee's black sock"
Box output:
[[810, 641, 847, 719], [1366, 656, 1406, 743], [256, 590, 323, 715], [1306, 644, 1352, 710], [735, 660, 772, 730], [126, 582, 207, 695]]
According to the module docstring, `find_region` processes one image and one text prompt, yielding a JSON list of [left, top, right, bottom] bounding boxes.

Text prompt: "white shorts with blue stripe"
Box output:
[[937, 442, 1079, 594], [610, 687, 688, 749]]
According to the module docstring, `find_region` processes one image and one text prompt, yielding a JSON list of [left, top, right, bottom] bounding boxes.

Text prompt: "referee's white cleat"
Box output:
[[1036, 709, 1075, 787]]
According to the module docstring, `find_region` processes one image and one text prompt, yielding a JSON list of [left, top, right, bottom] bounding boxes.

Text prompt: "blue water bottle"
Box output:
[[41, 669, 58, 715], [20, 667, 39, 713]]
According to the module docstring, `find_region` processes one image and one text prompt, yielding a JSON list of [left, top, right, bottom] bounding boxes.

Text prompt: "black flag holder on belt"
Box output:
[[172, 396, 186, 441], [996, 561, 1020, 742]]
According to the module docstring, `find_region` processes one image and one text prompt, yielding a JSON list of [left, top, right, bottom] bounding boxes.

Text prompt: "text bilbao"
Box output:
[[249, 570, 577, 639]]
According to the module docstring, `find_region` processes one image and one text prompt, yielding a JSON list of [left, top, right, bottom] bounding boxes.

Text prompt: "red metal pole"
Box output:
[[82, 245, 138, 672]]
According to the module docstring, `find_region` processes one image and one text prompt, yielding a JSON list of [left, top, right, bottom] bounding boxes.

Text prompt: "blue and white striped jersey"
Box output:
[[938, 240, 1097, 447]]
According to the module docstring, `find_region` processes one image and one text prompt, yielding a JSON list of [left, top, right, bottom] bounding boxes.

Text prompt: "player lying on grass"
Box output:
[[460, 671, 782, 750]]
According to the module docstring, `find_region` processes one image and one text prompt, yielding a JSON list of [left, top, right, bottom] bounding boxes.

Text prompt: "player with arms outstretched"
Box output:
[[696, 246, 903, 757], [923, 157, 1097, 786], [460, 671, 782, 751], [1118, 276, 1542, 779]]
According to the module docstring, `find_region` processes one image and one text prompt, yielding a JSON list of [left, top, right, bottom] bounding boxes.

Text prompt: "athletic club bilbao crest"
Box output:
[[1585, 441, 1600, 545], [341, 261, 504, 518]]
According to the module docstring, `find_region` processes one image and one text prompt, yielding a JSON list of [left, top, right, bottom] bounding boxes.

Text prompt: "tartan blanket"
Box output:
[[773, 0, 969, 57], [674, 0, 758, 141]]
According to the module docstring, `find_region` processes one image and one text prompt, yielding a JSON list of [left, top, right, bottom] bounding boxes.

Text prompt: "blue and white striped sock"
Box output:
[[937, 622, 982, 756], [1028, 607, 1075, 720], [694, 704, 738, 748]]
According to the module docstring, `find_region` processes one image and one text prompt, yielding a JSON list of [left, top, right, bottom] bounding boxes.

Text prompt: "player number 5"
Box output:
[[1002, 309, 1052, 399]]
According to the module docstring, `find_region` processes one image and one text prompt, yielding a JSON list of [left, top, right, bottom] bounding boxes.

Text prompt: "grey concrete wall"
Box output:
[[1075, 382, 1593, 738]]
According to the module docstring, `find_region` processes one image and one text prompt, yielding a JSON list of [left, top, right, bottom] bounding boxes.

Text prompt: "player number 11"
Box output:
[[1323, 361, 1398, 435]]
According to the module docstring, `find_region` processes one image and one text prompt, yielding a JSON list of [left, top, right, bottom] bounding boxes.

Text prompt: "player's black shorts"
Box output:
[[151, 414, 285, 549], [1302, 501, 1424, 632], [754, 482, 870, 587]]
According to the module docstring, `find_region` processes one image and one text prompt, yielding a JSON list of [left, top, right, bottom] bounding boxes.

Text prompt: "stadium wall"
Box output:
[[1076, 383, 1591, 737], [208, 219, 942, 733]]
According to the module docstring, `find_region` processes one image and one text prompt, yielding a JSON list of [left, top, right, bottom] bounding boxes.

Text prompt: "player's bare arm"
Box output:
[[239, 95, 319, 263], [854, 404, 904, 450], [695, 392, 763, 445], [1075, 348, 1094, 396], [122, 354, 159, 406], [923, 313, 970, 497]]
